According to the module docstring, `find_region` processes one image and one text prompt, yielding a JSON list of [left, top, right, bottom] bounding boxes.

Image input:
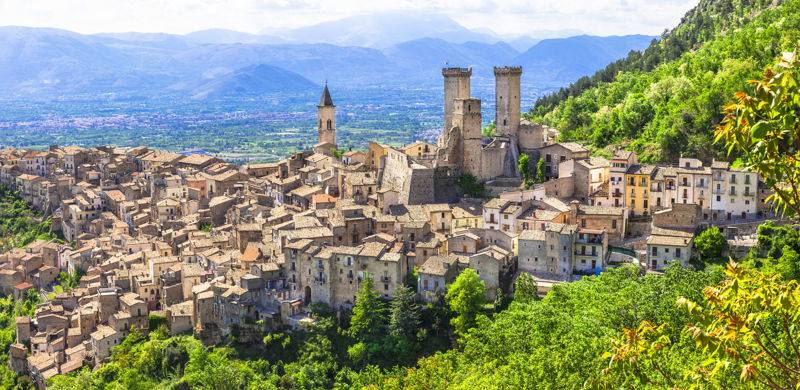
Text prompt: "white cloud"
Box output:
[[0, 0, 698, 36]]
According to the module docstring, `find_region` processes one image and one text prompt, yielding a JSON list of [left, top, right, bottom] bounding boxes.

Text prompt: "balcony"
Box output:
[[612, 191, 623, 198], [713, 188, 724, 194], [380, 276, 391, 283], [744, 190, 754, 197], [729, 189, 737, 196], [313, 276, 326, 284]]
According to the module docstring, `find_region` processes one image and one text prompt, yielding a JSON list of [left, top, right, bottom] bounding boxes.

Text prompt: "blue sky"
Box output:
[[0, 0, 698, 37]]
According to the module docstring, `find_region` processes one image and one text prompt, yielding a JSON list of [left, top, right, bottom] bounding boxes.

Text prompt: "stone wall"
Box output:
[[652, 203, 701, 230]]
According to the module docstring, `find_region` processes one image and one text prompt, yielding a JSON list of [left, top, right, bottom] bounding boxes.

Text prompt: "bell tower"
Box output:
[[317, 83, 336, 147]]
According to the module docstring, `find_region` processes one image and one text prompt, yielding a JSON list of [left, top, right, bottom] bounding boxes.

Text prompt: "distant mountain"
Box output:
[[188, 64, 318, 99], [276, 12, 499, 48], [513, 35, 654, 86], [384, 38, 519, 80], [0, 26, 654, 98], [183, 29, 285, 45]]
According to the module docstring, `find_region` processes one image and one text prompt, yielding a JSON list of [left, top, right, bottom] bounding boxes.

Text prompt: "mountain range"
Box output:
[[0, 13, 654, 100]]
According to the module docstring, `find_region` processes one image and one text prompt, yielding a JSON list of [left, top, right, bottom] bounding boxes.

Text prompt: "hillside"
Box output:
[[515, 34, 653, 87], [188, 64, 319, 100], [528, 0, 789, 162]]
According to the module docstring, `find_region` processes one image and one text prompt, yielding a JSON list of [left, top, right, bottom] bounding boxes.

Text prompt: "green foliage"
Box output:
[[535, 157, 545, 184], [198, 223, 212, 233], [529, 0, 794, 162], [445, 269, 486, 338], [331, 148, 345, 159], [743, 221, 800, 281], [604, 262, 800, 388], [372, 265, 724, 388], [0, 185, 60, 251], [481, 121, 496, 138], [512, 272, 539, 304], [694, 226, 728, 264], [348, 276, 386, 344], [716, 53, 800, 217], [388, 285, 421, 340], [456, 173, 486, 198]]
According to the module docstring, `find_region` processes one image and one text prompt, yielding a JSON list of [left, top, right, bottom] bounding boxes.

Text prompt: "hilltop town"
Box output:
[[0, 66, 775, 387]]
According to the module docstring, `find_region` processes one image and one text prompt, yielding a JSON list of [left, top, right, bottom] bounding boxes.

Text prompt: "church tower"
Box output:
[[494, 66, 522, 138], [317, 83, 336, 147]]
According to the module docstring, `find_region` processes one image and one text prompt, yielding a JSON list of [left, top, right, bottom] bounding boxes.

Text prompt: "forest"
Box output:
[[528, 0, 795, 162]]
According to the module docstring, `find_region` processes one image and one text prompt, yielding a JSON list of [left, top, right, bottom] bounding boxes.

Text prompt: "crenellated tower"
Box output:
[[494, 66, 522, 138], [442, 67, 472, 137], [317, 83, 336, 147]]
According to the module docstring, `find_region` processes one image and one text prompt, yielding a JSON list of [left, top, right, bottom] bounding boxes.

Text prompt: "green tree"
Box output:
[[348, 276, 387, 343], [716, 53, 800, 217], [456, 173, 486, 198], [535, 157, 546, 183], [694, 226, 728, 264], [512, 272, 539, 303], [445, 269, 486, 338], [481, 121, 496, 138], [388, 285, 421, 340]]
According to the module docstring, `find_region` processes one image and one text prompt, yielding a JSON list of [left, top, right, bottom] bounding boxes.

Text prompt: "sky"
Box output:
[[0, 0, 699, 37]]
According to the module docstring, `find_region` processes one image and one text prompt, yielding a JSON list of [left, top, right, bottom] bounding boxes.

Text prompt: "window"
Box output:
[[676, 248, 682, 257], [612, 220, 617, 229], [652, 247, 657, 256]]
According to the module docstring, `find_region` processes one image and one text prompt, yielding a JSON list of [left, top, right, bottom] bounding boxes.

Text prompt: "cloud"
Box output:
[[0, 0, 698, 36]]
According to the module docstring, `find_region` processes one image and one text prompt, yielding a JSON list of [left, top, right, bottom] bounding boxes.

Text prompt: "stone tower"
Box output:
[[494, 66, 522, 138], [442, 67, 472, 136], [317, 83, 336, 146], [452, 97, 483, 177]]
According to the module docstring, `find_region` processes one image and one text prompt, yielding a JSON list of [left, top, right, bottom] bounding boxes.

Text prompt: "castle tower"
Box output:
[[317, 83, 336, 147], [494, 66, 522, 138], [452, 97, 483, 177], [442, 67, 472, 135]]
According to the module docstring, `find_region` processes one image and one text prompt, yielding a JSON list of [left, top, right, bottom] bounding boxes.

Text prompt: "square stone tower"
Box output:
[[317, 83, 336, 147], [452, 97, 483, 177], [494, 66, 522, 138], [442, 67, 472, 134]]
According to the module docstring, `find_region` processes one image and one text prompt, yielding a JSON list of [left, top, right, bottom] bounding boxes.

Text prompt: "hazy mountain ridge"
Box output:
[[0, 20, 654, 98]]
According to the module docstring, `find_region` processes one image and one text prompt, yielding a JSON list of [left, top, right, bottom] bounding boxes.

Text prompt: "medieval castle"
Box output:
[[313, 66, 550, 204]]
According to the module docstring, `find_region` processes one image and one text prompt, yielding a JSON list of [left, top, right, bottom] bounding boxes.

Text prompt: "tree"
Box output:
[[716, 53, 800, 218], [388, 285, 421, 340], [693, 226, 728, 264], [535, 157, 546, 183], [481, 121, 496, 138], [456, 173, 485, 198], [604, 261, 800, 389], [445, 269, 486, 337], [512, 272, 538, 303], [348, 276, 386, 343]]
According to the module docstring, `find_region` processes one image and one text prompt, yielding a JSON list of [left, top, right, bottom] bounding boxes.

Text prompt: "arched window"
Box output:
[[326, 119, 332, 130]]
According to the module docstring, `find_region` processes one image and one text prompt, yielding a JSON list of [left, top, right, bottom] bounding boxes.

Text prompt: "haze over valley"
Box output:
[[0, 11, 657, 161]]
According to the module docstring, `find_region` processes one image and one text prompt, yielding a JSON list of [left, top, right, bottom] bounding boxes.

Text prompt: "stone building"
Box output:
[[315, 84, 337, 155]]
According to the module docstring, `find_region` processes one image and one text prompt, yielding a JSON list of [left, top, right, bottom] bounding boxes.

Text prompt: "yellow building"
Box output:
[[367, 142, 389, 169], [401, 140, 437, 160], [625, 164, 656, 216]]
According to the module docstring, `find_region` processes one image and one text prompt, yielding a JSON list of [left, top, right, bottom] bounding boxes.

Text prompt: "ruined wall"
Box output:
[[518, 122, 546, 151], [653, 203, 701, 230]]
